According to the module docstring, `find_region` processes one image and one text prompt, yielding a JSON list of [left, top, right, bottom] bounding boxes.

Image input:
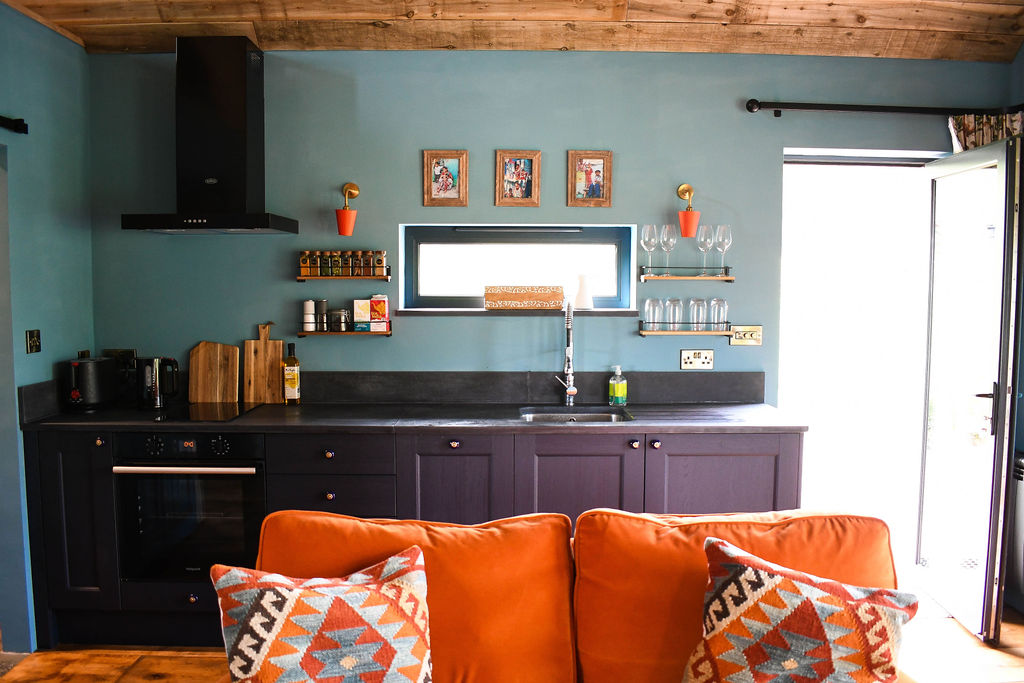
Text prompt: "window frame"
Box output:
[[399, 223, 636, 311]]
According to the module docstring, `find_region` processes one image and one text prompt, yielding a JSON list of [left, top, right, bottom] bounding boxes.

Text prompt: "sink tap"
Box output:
[[554, 302, 577, 406]]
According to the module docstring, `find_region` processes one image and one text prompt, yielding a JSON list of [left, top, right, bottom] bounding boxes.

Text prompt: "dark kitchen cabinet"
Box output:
[[396, 434, 514, 524], [643, 433, 803, 514], [33, 431, 120, 610], [265, 433, 397, 517], [513, 433, 645, 522]]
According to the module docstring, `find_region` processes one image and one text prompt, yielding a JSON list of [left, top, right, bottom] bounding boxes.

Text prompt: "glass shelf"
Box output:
[[637, 321, 732, 337], [639, 266, 733, 282]]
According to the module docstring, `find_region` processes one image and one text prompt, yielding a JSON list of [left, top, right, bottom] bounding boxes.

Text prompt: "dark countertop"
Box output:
[[23, 402, 807, 434]]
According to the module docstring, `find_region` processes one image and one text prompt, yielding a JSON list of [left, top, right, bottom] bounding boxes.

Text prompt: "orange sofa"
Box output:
[[251, 507, 911, 683]]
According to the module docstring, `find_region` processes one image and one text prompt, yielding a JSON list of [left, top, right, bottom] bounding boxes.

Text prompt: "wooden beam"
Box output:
[[74, 21, 258, 53], [22, 0, 629, 25], [627, 0, 1024, 36], [247, 19, 1020, 61], [0, 0, 85, 46]]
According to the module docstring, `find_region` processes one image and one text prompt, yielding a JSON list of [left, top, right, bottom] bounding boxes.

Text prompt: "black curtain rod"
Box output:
[[1, 115, 28, 134], [746, 98, 1024, 118]]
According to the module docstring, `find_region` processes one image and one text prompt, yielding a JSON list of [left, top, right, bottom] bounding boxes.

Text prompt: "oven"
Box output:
[[113, 432, 265, 612]]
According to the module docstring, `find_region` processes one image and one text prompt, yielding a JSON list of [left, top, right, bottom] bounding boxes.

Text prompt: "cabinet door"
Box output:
[[514, 433, 644, 522], [644, 433, 803, 514], [396, 434, 514, 524], [36, 431, 120, 609]]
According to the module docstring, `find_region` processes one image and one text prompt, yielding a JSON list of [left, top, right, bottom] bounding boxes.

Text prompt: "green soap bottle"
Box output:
[[608, 365, 627, 406]]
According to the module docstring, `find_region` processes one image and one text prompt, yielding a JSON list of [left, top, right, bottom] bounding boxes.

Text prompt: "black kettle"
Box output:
[[136, 357, 179, 409]]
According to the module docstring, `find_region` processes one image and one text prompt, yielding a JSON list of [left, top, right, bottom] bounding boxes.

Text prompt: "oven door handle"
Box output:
[[112, 465, 258, 475]]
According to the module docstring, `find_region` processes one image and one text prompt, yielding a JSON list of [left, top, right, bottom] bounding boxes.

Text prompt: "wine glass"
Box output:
[[696, 224, 714, 276], [714, 224, 733, 274], [640, 224, 659, 272], [659, 224, 677, 274]]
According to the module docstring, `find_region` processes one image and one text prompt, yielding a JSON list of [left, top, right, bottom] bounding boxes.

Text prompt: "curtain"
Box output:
[[948, 113, 1023, 152]]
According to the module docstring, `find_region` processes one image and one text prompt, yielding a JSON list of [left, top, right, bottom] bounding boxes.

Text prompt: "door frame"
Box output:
[[917, 137, 1023, 641]]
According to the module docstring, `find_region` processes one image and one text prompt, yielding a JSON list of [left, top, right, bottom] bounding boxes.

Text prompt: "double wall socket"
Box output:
[[680, 349, 714, 370]]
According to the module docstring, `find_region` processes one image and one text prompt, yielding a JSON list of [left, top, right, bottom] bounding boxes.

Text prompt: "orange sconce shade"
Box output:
[[336, 208, 357, 236], [677, 183, 698, 237]]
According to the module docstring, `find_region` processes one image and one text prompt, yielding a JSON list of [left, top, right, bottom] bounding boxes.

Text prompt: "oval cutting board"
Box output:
[[188, 341, 239, 403]]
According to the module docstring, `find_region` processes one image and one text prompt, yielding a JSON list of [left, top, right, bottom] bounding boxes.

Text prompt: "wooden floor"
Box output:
[[3, 605, 1024, 682]]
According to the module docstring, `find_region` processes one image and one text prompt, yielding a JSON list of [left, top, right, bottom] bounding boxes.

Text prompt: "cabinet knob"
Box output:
[[325, 491, 336, 501], [449, 440, 461, 449], [186, 593, 199, 605], [95, 436, 105, 447], [650, 439, 662, 449], [323, 450, 335, 460], [629, 439, 640, 449]]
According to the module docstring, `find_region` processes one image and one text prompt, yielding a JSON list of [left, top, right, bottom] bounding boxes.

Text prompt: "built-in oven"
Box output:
[[113, 432, 265, 613]]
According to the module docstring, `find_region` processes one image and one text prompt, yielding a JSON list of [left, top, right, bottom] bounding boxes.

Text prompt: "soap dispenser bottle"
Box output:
[[608, 365, 627, 406]]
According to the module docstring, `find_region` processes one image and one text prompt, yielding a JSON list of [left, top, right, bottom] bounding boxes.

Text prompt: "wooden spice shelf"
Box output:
[[297, 329, 392, 337], [296, 275, 392, 282]]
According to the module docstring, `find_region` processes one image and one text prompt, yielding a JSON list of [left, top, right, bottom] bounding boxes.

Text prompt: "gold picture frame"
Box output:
[[423, 150, 468, 207], [495, 149, 541, 207], [567, 150, 612, 208]]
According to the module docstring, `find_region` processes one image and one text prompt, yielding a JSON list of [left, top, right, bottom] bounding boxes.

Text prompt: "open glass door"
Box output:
[[918, 137, 1021, 641]]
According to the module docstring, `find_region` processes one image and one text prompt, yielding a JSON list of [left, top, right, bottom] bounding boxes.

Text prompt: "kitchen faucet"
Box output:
[[554, 302, 578, 406]]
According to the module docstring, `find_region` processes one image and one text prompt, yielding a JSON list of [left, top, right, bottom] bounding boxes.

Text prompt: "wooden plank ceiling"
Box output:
[[4, 0, 1024, 62]]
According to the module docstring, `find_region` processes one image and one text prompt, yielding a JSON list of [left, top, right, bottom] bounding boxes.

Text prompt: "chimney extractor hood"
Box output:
[[122, 37, 298, 234]]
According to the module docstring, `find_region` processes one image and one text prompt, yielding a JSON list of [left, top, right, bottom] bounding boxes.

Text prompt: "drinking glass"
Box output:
[[640, 224, 659, 271], [714, 224, 733, 274], [687, 297, 707, 331], [643, 297, 664, 331], [659, 224, 678, 273], [665, 298, 685, 331], [709, 298, 728, 331], [696, 224, 714, 276]]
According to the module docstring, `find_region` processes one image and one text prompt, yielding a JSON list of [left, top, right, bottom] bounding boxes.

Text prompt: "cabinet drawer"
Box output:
[[267, 474, 396, 518], [266, 434, 395, 475]]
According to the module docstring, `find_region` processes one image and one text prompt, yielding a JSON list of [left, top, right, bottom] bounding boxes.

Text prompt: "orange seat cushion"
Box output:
[[256, 510, 576, 683], [573, 508, 898, 683]]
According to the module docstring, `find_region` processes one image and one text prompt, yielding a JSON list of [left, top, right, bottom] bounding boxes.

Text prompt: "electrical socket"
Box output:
[[680, 349, 714, 370]]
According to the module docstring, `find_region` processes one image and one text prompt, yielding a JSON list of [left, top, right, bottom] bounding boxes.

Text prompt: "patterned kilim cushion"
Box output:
[[682, 537, 917, 683], [210, 545, 431, 683]]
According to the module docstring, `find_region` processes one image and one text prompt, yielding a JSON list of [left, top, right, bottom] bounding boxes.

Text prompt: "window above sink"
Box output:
[[399, 224, 636, 312]]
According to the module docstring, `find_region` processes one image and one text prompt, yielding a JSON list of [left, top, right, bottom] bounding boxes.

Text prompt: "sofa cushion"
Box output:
[[573, 509, 898, 683], [682, 537, 917, 683], [210, 545, 431, 683], [256, 510, 576, 683]]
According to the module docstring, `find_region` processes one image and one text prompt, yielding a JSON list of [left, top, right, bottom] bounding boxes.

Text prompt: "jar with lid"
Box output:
[[361, 251, 374, 277], [351, 251, 363, 277], [341, 251, 353, 277], [308, 251, 320, 276], [328, 308, 351, 332], [331, 251, 342, 276], [299, 251, 311, 277], [374, 250, 387, 277]]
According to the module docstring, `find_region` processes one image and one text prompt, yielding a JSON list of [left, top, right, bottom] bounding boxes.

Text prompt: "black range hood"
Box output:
[[122, 37, 298, 234]]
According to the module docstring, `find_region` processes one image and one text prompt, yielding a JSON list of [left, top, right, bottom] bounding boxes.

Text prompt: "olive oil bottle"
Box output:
[[283, 343, 300, 405]]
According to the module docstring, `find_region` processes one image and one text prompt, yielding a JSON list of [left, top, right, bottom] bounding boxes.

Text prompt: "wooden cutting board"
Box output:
[[243, 322, 283, 404], [188, 341, 239, 403]]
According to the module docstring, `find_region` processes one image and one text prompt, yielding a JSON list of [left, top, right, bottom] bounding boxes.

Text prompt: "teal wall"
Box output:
[[0, 4, 92, 652], [91, 51, 1008, 406], [2, 10, 1021, 650]]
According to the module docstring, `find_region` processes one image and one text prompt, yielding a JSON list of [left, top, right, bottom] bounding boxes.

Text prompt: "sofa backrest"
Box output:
[[572, 508, 898, 683], [256, 509, 577, 683]]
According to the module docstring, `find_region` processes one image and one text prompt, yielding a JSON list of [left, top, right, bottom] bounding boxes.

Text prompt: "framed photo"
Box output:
[[495, 149, 541, 207], [423, 150, 468, 207], [567, 150, 612, 207]]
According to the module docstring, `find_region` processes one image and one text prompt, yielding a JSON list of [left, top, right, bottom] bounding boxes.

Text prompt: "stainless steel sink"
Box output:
[[519, 406, 633, 423]]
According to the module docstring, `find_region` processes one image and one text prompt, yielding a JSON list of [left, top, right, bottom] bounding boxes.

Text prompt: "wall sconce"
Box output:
[[335, 182, 359, 236], [676, 183, 700, 238]]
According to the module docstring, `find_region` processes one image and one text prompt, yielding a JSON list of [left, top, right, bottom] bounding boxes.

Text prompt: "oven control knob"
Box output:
[[144, 435, 165, 457], [210, 436, 231, 457]]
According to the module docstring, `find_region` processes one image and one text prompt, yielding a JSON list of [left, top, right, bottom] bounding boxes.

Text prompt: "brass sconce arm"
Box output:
[[341, 182, 360, 210], [676, 183, 695, 211]]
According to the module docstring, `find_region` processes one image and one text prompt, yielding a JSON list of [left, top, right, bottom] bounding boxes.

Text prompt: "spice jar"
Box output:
[[351, 251, 363, 277], [361, 251, 374, 277], [341, 251, 353, 277], [299, 250, 312, 277], [374, 250, 387, 277], [331, 251, 342, 276], [319, 251, 331, 276]]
